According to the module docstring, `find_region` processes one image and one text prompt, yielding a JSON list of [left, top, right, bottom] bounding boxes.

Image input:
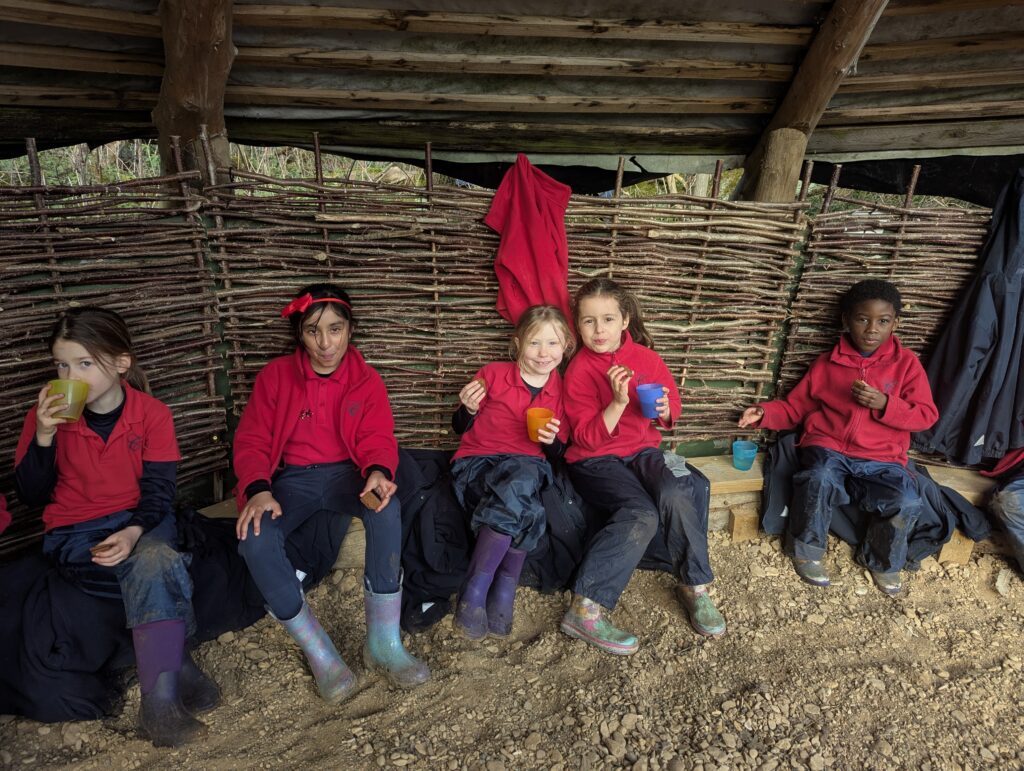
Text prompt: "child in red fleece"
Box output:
[[450, 305, 572, 640], [233, 283, 429, 704], [560, 278, 724, 656], [739, 279, 938, 594]]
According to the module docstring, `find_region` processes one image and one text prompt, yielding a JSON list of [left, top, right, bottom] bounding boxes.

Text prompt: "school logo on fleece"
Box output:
[[882, 381, 896, 394], [127, 433, 143, 452], [347, 400, 362, 417]]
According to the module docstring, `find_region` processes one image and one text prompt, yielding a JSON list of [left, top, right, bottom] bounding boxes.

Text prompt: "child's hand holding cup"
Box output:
[[526, 408, 556, 443]]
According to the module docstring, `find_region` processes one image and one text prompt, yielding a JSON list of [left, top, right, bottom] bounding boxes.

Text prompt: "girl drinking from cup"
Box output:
[[14, 307, 217, 747], [233, 283, 429, 704], [561, 278, 724, 655], [450, 305, 573, 640]]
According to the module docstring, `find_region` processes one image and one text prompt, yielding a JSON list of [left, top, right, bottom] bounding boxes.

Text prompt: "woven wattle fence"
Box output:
[[777, 169, 991, 393], [207, 165, 809, 447], [0, 142, 228, 555]]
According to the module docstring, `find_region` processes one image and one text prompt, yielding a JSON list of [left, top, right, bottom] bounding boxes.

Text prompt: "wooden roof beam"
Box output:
[[741, 0, 889, 202], [0, 0, 159, 37], [233, 6, 812, 45]]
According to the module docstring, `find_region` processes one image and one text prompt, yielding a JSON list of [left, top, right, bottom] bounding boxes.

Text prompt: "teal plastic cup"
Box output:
[[732, 440, 758, 471], [637, 383, 665, 418]]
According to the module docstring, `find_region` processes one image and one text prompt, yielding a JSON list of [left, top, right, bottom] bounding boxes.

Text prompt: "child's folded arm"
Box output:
[[565, 376, 616, 450], [873, 362, 938, 432]]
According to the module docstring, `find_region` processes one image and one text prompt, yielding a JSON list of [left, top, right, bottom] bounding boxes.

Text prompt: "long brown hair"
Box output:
[[508, 305, 575, 362], [49, 307, 149, 393], [285, 283, 356, 349], [573, 278, 654, 350]]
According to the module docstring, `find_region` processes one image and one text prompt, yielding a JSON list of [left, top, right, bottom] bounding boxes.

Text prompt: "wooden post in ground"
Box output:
[[741, 0, 888, 200], [152, 0, 234, 184]]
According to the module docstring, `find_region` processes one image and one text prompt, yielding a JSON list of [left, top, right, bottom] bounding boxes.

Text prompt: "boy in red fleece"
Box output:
[[739, 280, 938, 595]]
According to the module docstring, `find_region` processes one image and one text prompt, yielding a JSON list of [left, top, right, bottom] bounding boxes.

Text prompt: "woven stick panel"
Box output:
[[777, 195, 991, 393], [209, 173, 808, 446], [0, 173, 228, 556]]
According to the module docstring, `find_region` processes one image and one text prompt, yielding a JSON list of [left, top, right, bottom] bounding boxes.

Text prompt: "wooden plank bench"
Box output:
[[199, 453, 1001, 569]]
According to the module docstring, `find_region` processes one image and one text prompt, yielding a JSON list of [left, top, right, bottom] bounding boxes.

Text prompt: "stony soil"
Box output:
[[2, 532, 1023, 771]]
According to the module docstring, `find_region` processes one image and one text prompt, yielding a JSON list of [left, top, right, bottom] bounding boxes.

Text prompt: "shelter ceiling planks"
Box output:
[[0, 1, 1021, 166]]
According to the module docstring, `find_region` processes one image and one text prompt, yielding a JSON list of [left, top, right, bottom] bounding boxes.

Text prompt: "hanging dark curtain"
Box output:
[[913, 169, 1024, 465]]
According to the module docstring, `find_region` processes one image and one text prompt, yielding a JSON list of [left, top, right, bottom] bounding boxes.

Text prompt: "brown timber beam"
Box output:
[[151, 0, 234, 184], [741, 0, 888, 201]]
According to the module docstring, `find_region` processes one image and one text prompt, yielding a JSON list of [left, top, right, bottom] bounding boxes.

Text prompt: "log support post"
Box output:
[[152, 0, 234, 184], [742, 0, 888, 201]]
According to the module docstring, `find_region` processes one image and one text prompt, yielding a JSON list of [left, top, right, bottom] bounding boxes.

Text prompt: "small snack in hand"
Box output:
[[853, 379, 867, 388], [360, 490, 382, 510], [474, 377, 487, 393], [89, 542, 115, 555]]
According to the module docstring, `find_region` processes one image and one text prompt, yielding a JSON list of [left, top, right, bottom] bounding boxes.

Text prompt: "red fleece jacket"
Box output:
[[233, 347, 398, 507], [564, 332, 681, 463], [484, 153, 573, 325], [758, 334, 938, 466]]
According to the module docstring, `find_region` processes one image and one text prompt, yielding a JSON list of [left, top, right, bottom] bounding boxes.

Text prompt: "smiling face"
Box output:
[[52, 338, 129, 413], [301, 305, 352, 374], [844, 298, 898, 355], [518, 321, 567, 383], [577, 295, 629, 354]]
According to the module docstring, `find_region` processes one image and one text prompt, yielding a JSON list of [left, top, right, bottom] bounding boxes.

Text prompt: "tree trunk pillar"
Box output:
[[152, 0, 234, 184], [752, 128, 809, 202]]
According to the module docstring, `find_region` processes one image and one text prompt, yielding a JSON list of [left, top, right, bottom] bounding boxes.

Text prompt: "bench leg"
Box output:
[[729, 504, 760, 543]]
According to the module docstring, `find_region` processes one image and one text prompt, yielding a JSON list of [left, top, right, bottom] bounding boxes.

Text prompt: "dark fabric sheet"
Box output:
[[762, 432, 992, 567], [913, 168, 1024, 464]]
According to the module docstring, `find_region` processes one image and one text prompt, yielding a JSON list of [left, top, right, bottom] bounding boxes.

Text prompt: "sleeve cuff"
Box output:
[[366, 464, 393, 481], [244, 479, 273, 500]]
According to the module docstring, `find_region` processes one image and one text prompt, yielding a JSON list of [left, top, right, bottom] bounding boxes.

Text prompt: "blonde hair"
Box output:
[[508, 305, 575, 363]]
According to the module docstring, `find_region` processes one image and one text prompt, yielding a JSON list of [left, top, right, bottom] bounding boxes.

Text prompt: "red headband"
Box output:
[[280, 293, 352, 318]]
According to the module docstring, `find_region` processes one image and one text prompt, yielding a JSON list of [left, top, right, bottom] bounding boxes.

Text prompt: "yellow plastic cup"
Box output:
[[48, 379, 89, 421], [526, 407, 555, 443]]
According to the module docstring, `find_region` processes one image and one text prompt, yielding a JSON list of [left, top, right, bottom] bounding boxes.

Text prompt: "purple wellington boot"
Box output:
[[485, 546, 527, 638], [454, 526, 512, 640]]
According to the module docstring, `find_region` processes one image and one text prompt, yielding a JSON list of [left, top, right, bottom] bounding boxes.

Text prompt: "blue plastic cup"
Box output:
[[732, 440, 758, 471], [637, 383, 665, 418]]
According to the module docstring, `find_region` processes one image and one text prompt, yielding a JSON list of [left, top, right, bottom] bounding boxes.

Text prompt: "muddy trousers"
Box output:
[[451, 454, 551, 553], [238, 461, 401, 620], [42, 510, 196, 634], [989, 474, 1024, 573], [788, 446, 922, 572], [568, 448, 714, 609]]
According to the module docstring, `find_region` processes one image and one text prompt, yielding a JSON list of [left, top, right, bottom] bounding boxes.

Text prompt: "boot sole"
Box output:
[[559, 620, 638, 656]]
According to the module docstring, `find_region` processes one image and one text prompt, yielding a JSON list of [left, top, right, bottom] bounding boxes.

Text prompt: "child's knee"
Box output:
[[237, 528, 277, 562], [126, 537, 187, 581], [623, 506, 659, 544]]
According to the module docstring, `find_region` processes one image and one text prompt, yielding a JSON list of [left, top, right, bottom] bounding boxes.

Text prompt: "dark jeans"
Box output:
[[451, 454, 551, 552], [990, 474, 1024, 573], [42, 510, 195, 634], [237, 461, 400, 620], [568, 448, 714, 609], [788, 446, 923, 572]]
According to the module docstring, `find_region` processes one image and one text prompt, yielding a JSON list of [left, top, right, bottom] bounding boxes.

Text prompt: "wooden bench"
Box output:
[[199, 453, 1000, 569]]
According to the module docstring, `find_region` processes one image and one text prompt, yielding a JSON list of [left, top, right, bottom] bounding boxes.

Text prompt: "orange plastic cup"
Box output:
[[48, 379, 89, 422], [526, 407, 555, 443]]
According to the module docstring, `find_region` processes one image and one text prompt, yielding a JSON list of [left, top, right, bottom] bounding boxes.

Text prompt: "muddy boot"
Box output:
[[486, 546, 527, 638], [793, 558, 830, 587], [276, 601, 358, 704], [870, 570, 902, 595], [676, 585, 726, 637], [454, 526, 512, 640], [180, 649, 221, 715], [560, 594, 639, 656], [133, 620, 206, 748], [363, 576, 430, 689]]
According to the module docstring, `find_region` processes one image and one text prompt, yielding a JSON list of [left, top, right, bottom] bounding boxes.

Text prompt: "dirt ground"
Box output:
[[2, 531, 1023, 771]]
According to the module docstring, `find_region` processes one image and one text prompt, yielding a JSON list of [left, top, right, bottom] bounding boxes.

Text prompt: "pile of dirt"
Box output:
[[2, 532, 1022, 770]]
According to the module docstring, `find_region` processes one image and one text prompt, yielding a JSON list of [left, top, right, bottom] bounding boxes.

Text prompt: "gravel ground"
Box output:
[[2, 531, 1023, 770]]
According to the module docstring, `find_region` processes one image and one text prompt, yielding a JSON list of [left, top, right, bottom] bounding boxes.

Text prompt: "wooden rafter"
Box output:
[[0, 0, 158, 37], [859, 31, 1024, 62], [883, 0, 1024, 16], [232, 6, 813, 44], [0, 43, 162, 76], [741, 0, 889, 200], [821, 99, 1024, 124], [839, 69, 1024, 93]]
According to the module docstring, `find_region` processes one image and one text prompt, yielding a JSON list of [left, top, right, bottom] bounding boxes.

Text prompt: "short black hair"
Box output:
[[839, 279, 902, 318]]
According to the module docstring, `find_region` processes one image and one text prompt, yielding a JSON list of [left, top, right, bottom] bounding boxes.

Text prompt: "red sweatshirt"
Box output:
[[564, 332, 681, 463], [758, 334, 938, 466], [484, 153, 573, 326], [453, 361, 568, 460], [233, 347, 398, 507]]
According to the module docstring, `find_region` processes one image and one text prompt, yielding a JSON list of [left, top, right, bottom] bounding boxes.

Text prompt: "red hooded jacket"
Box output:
[[232, 347, 398, 507], [564, 332, 681, 463], [758, 334, 938, 466]]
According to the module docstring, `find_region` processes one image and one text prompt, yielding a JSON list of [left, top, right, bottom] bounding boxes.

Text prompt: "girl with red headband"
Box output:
[[233, 283, 429, 703]]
